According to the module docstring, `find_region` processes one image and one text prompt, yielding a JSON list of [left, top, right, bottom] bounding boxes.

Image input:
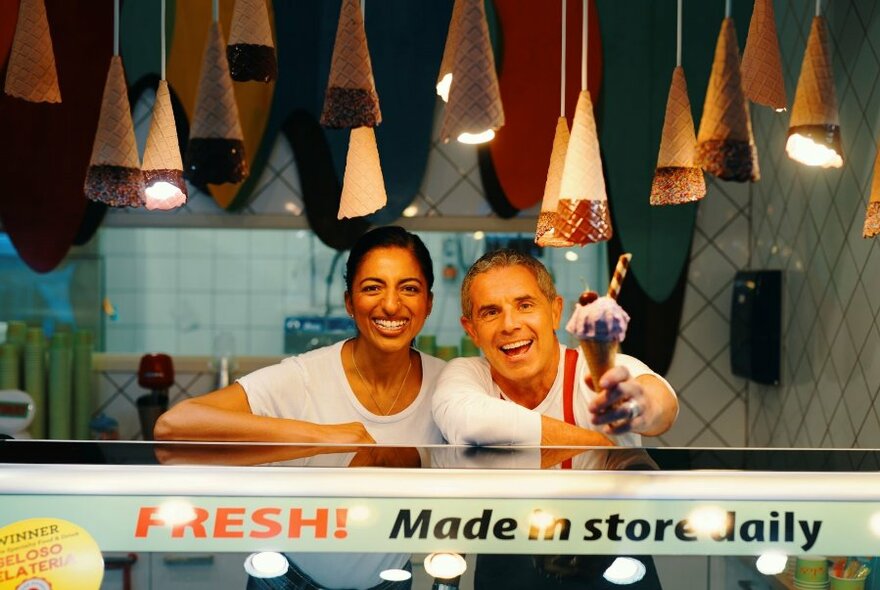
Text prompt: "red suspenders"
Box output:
[[561, 348, 578, 469]]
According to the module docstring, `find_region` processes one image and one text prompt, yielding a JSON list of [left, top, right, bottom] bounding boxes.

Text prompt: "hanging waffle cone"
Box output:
[[143, 80, 187, 210], [3, 0, 61, 103], [227, 0, 277, 82], [535, 117, 575, 247], [436, 0, 465, 101], [741, 0, 786, 111], [84, 56, 144, 207], [338, 126, 387, 219], [651, 66, 706, 205], [439, 0, 504, 143], [553, 90, 611, 245], [185, 21, 248, 185], [862, 147, 880, 238], [786, 16, 842, 166], [321, 0, 381, 128], [695, 18, 759, 182]]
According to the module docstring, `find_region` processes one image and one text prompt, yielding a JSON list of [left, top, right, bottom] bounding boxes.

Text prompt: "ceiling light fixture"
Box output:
[[785, 0, 842, 168], [3, 0, 61, 103], [741, 0, 787, 112], [227, 0, 277, 83], [436, 0, 465, 103]]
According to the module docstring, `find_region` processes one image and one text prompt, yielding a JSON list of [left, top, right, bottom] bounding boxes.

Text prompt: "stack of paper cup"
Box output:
[[23, 327, 46, 439], [48, 331, 72, 440], [72, 330, 93, 440], [794, 556, 829, 590]]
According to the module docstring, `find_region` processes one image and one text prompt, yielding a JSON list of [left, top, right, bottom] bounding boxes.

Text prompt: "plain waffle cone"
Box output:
[[789, 16, 838, 128], [190, 22, 244, 140], [338, 126, 387, 219], [89, 56, 140, 169], [535, 117, 574, 247], [3, 0, 61, 103], [697, 18, 752, 144], [657, 67, 698, 168], [437, 0, 465, 90], [580, 340, 618, 388], [143, 81, 183, 172], [863, 148, 880, 238], [439, 0, 504, 142], [741, 0, 786, 110], [229, 0, 274, 47], [559, 90, 607, 203]]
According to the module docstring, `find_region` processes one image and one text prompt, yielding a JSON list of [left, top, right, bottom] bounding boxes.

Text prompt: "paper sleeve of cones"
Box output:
[[789, 17, 838, 128], [229, 0, 275, 47], [143, 81, 183, 172], [741, 0, 786, 110], [437, 0, 465, 87], [439, 0, 504, 142], [580, 340, 618, 388], [863, 147, 880, 238], [338, 126, 387, 219], [535, 117, 574, 247], [191, 22, 244, 140], [88, 56, 140, 169], [4, 0, 61, 103], [696, 19, 752, 145], [657, 67, 698, 168]]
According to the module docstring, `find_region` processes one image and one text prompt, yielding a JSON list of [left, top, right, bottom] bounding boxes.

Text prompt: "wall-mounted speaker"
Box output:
[[730, 270, 781, 386]]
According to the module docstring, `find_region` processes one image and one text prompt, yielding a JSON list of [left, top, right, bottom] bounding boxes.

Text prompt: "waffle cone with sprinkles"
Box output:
[[227, 0, 277, 82], [3, 0, 61, 103], [84, 56, 144, 207], [695, 18, 759, 183], [863, 147, 880, 238], [338, 126, 387, 219], [535, 117, 574, 247], [651, 67, 705, 205], [321, 0, 381, 128], [741, 0, 786, 111]]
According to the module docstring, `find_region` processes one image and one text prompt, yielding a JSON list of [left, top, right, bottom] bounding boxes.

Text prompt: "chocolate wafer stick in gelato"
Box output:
[[566, 254, 632, 387]]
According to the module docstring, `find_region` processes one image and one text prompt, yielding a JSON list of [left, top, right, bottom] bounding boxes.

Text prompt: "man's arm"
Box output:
[[588, 366, 679, 437]]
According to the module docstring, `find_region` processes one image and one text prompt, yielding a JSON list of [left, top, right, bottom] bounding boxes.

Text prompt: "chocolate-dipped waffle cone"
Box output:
[[84, 56, 144, 207], [535, 117, 574, 247], [553, 90, 610, 244], [863, 147, 880, 238], [695, 18, 760, 182], [741, 0, 786, 111], [3, 0, 61, 103], [143, 80, 187, 210], [321, 0, 381, 128], [227, 0, 277, 82], [439, 0, 504, 143], [436, 0, 465, 101], [338, 126, 387, 219], [651, 67, 705, 205], [786, 16, 842, 168], [185, 21, 248, 185]]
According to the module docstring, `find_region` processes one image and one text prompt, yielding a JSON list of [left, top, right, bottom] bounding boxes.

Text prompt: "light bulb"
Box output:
[[144, 181, 186, 210], [423, 553, 467, 579], [244, 552, 288, 578], [755, 551, 788, 575], [380, 568, 412, 582], [785, 133, 843, 168], [402, 205, 419, 217], [603, 557, 646, 585], [436, 73, 452, 102], [457, 129, 495, 144], [564, 251, 579, 262]]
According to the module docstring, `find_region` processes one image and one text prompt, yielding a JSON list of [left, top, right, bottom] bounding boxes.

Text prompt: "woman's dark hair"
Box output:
[[344, 226, 434, 292]]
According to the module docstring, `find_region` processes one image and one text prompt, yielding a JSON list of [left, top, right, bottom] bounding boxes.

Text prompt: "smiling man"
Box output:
[[432, 249, 678, 447]]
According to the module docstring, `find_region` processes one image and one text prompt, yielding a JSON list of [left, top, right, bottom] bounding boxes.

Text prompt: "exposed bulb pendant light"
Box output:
[[436, 0, 466, 103], [650, 0, 705, 205], [439, 0, 504, 145], [336, 0, 387, 219], [143, 0, 187, 210], [535, 0, 574, 247], [3, 0, 61, 103], [552, 0, 611, 245], [741, 0, 787, 111], [862, 146, 880, 238], [84, 0, 145, 207], [694, 0, 760, 182], [785, 0, 842, 168], [184, 0, 249, 186], [227, 0, 277, 83]]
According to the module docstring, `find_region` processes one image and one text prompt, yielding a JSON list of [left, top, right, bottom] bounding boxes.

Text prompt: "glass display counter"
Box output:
[[1, 441, 879, 589]]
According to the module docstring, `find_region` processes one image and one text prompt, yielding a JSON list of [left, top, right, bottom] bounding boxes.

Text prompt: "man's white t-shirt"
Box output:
[[432, 343, 674, 447]]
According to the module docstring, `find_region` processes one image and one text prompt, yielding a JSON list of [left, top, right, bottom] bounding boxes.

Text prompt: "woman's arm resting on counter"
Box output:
[[153, 383, 375, 444]]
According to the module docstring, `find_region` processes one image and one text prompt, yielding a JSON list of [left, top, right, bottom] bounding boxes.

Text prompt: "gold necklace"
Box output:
[[350, 342, 413, 416]]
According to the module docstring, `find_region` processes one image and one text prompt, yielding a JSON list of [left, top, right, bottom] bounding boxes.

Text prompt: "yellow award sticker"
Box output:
[[0, 518, 103, 590]]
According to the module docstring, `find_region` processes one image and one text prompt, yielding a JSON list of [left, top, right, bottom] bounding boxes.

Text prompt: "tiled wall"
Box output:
[[748, 0, 880, 447]]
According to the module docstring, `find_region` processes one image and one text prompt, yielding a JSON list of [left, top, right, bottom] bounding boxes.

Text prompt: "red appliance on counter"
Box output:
[[136, 353, 174, 440]]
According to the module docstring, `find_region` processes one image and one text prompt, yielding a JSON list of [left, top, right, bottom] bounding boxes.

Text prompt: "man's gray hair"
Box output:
[[461, 248, 558, 319]]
